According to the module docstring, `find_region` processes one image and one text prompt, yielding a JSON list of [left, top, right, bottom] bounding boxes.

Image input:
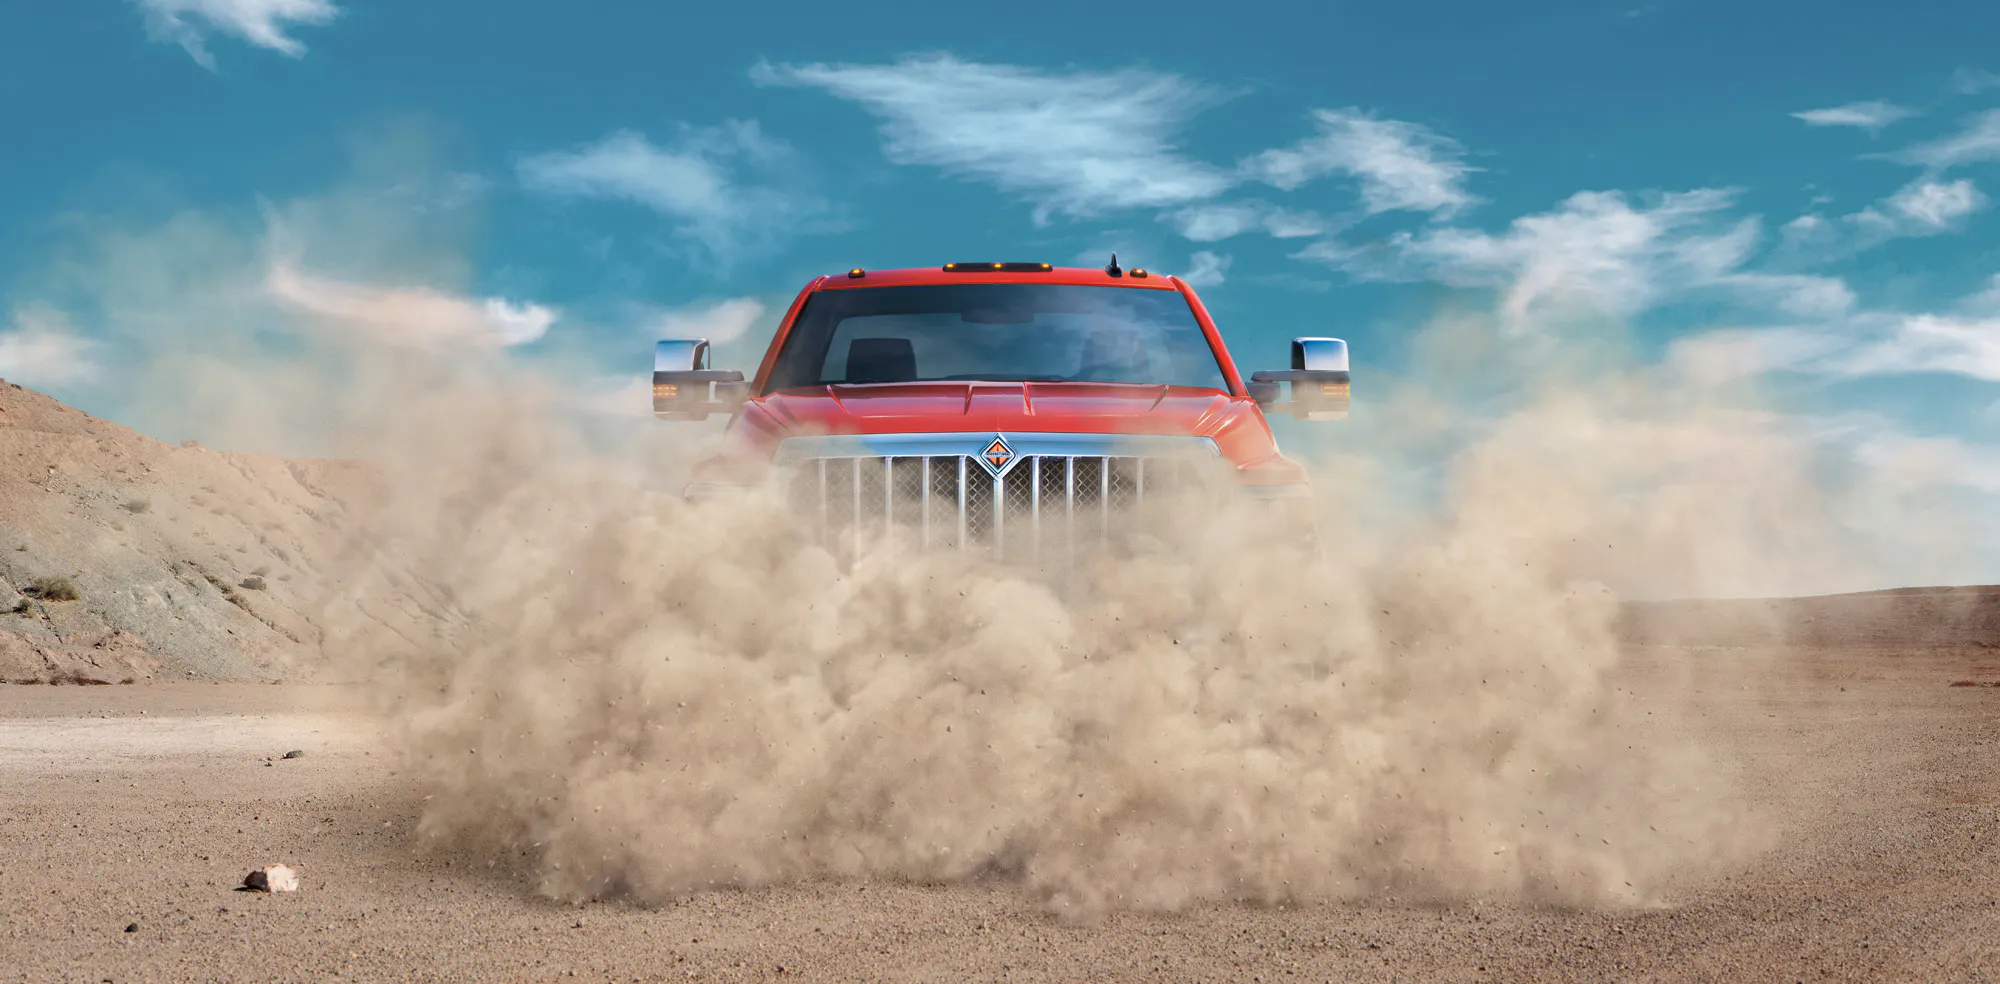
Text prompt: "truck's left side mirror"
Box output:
[[1249, 337, 1350, 421], [654, 338, 750, 421]]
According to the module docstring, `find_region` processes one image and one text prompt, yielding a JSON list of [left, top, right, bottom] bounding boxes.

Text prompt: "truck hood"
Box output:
[[712, 382, 1296, 482], [754, 382, 1244, 438]]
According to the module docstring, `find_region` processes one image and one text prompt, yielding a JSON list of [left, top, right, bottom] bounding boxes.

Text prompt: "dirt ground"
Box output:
[[3, 641, 1997, 984]]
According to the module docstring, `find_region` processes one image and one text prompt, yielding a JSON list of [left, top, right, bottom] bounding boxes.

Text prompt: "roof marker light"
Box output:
[[942, 261, 1056, 272], [1131, 268, 1148, 278], [847, 268, 866, 278]]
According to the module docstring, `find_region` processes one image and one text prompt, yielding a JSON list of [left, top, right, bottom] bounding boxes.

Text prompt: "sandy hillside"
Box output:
[[0, 380, 435, 684]]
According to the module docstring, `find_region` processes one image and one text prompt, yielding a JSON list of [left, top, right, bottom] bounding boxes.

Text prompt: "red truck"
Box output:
[[651, 257, 1349, 558]]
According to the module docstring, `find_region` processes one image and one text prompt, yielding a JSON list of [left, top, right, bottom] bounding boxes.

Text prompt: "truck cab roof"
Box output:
[[813, 264, 1182, 291]]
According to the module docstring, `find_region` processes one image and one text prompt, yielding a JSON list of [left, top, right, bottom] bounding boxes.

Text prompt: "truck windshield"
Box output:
[[764, 283, 1230, 391]]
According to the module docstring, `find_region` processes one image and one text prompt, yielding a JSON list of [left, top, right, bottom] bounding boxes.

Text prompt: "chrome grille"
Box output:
[[787, 453, 1216, 561]]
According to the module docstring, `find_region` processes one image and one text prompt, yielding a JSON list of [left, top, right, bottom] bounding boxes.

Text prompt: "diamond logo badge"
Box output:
[[976, 434, 1016, 476]]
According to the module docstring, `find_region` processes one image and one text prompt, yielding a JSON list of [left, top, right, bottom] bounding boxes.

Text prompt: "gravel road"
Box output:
[[4, 643, 1998, 983]]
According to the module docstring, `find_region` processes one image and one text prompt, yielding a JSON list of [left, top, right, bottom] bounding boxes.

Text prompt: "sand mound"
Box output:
[[0, 379, 431, 683]]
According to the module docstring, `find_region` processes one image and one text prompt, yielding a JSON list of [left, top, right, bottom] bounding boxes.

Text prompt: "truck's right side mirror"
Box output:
[[654, 338, 750, 421], [1249, 337, 1350, 420]]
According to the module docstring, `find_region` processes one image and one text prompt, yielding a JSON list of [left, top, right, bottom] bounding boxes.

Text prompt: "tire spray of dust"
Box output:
[[305, 323, 1872, 919]]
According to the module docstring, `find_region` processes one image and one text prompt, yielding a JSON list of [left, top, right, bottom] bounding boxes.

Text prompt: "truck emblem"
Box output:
[[977, 434, 1016, 476]]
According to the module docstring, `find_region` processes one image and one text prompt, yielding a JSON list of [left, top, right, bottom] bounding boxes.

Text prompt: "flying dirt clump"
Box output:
[[314, 354, 1776, 920]]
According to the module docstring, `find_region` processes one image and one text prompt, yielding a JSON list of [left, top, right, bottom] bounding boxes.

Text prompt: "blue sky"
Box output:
[[3, 0, 1999, 567]]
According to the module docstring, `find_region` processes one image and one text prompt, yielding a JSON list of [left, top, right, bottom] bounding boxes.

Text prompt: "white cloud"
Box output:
[[1789, 100, 1916, 133], [1881, 178, 1988, 228], [1822, 415, 2000, 495], [752, 55, 1232, 222], [1951, 67, 2000, 96], [647, 297, 766, 345], [1666, 326, 1851, 384], [1300, 189, 1754, 331], [136, 0, 339, 70], [518, 123, 816, 264], [1163, 202, 1326, 242], [1714, 273, 1858, 319], [1775, 179, 1988, 265], [1850, 314, 2000, 381], [1180, 251, 1231, 288], [1884, 109, 2000, 170], [1964, 274, 2000, 316], [1242, 108, 1477, 217], [0, 307, 100, 388], [264, 260, 557, 347]]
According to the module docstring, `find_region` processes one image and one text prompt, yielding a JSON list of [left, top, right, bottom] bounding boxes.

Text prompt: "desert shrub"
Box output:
[[122, 499, 151, 514], [28, 576, 79, 602]]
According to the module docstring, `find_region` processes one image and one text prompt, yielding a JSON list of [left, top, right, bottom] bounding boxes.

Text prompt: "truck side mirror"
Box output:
[[654, 338, 750, 421], [1249, 337, 1350, 420]]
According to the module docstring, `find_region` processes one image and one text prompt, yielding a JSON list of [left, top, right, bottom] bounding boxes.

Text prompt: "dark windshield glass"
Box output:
[[765, 284, 1228, 391]]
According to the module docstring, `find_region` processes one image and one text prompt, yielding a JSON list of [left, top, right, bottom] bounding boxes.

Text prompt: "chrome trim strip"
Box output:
[[1030, 456, 1042, 562], [1065, 456, 1076, 568], [1100, 455, 1110, 546], [774, 432, 1221, 466], [992, 461, 1004, 552], [921, 456, 932, 550]]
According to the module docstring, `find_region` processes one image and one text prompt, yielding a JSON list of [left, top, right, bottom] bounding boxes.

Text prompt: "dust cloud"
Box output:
[[21, 181, 1951, 916], [299, 306, 1881, 919]]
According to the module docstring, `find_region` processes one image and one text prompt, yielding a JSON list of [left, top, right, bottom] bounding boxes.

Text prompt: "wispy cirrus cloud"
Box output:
[[754, 55, 1486, 242], [1870, 178, 1989, 229], [752, 55, 1233, 223], [135, 0, 339, 70], [1882, 109, 2000, 170], [1850, 314, 2000, 382], [1180, 251, 1231, 288], [646, 296, 766, 346], [518, 123, 820, 266], [1790, 100, 1917, 133], [265, 260, 558, 348], [1163, 201, 1326, 242], [1951, 67, 2000, 96], [1669, 274, 2000, 387], [0, 307, 100, 388], [1299, 189, 1755, 332], [1777, 178, 1988, 263], [1241, 108, 1478, 217]]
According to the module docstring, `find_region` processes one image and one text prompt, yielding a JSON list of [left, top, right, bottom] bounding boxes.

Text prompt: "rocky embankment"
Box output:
[[0, 380, 436, 683]]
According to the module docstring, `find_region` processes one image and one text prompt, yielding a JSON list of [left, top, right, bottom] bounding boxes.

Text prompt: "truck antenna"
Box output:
[[1104, 251, 1122, 277]]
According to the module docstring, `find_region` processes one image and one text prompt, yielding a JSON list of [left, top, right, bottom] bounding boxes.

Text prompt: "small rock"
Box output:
[[281, 749, 304, 760], [239, 575, 267, 591], [124, 922, 138, 933], [239, 864, 300, 893]]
